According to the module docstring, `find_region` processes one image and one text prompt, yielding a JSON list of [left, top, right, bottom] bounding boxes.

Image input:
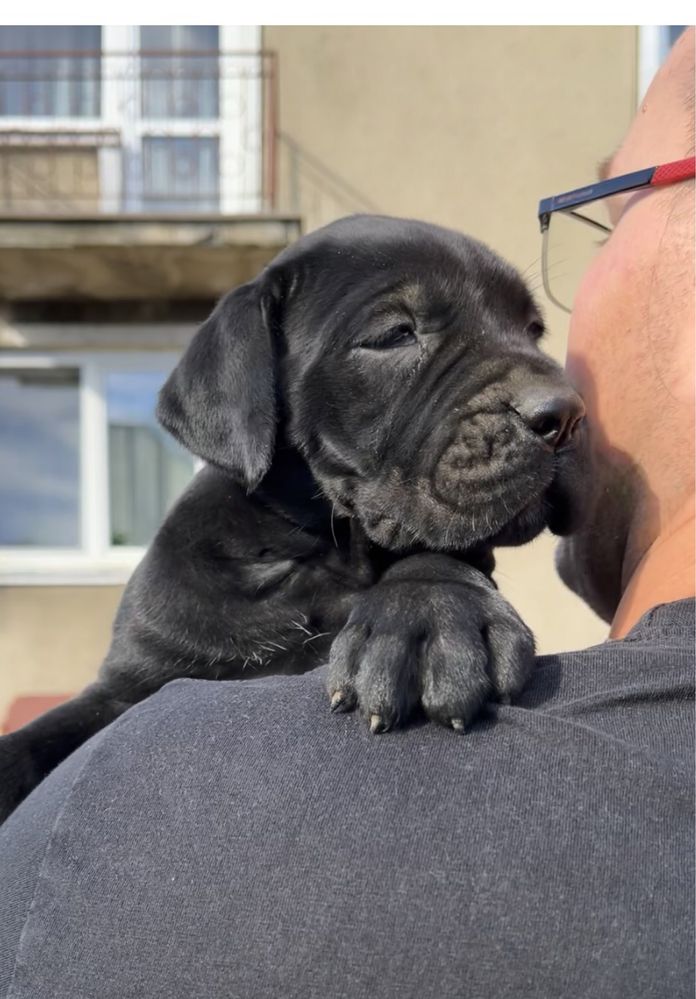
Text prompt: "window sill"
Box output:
[[0, 550, 144, 587]]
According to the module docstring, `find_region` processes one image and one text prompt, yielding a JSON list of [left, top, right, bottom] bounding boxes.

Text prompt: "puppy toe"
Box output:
[[421, 638, 491, 730], [484, 610, 536, 701], [327, 621, 369, 701], [353, 637, 420, 732]]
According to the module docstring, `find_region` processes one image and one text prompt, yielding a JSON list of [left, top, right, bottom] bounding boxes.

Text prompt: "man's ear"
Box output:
[[157, 280, 276, 491]]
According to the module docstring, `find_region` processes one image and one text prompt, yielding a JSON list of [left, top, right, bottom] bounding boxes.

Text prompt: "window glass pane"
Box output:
[[106, 371, 196, 547], [0, 26, 101, 117], [142, 136, 219, 211], [140, 26, 219, 119], [0, 367, 80, 547]]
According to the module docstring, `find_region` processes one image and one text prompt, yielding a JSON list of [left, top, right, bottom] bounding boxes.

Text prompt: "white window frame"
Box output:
[[0, 349, 194, 586]]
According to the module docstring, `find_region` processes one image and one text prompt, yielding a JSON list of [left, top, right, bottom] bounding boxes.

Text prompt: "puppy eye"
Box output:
[[359, 323, 417, 351], [526, 320, 545, 341]]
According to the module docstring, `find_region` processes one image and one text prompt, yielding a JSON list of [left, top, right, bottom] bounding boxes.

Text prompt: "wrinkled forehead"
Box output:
[[274, 219, 536, 326]]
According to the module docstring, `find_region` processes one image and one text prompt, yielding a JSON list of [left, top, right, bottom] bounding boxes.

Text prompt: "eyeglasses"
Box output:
[[538, 156, 696, 313]]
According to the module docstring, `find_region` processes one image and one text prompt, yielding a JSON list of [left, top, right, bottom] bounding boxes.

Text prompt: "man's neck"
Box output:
[[611, 494, 695, 638]]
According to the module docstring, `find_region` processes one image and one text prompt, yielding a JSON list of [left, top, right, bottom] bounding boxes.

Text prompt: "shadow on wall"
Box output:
[[277, 132, 380, 229]]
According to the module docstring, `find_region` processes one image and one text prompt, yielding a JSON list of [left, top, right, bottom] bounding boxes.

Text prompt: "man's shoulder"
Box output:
[[112, 596, 695, 768], [1, 602, 692, 999]]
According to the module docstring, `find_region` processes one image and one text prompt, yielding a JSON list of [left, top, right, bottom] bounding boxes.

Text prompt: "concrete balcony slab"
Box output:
[[0, 214, 301, 300]]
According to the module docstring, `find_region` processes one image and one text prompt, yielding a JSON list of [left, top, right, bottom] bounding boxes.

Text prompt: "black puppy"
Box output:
[[0, 215, 587, 823]]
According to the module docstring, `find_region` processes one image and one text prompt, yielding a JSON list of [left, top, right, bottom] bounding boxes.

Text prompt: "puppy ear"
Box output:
[[157, 281, 276, 491]]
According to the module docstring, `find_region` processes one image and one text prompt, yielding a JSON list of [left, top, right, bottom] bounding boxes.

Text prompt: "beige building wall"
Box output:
[[1, 27, 638, 723], [0, 587, 122, 723]]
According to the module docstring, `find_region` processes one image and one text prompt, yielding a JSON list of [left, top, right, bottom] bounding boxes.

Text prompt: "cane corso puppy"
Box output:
[[0, 215, 587, 823]]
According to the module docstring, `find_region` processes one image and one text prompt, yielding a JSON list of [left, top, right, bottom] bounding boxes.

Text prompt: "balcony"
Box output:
[[0, 49, 300, 302]]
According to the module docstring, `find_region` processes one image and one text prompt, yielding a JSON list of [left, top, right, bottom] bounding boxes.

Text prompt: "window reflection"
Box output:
[[0, 367, 80, 546]]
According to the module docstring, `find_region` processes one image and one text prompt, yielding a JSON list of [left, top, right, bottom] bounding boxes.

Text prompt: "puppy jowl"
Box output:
[[0, 215, 588, 823]]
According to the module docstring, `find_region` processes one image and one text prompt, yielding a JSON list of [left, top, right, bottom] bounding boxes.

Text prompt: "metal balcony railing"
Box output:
[[0, 50, 277, 215]]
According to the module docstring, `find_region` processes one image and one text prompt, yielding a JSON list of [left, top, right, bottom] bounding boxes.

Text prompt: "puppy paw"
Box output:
[[327, 558, 535, 733]]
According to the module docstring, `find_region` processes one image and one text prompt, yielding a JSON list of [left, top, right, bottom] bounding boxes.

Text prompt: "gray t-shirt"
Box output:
[[1, 599, 693, 999]]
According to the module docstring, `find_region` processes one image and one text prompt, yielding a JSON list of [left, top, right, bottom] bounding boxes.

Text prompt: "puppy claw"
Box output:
[[450, 718, 465, 732], [329, 689, 357, 713], [369, 713, 387, 734], [330, 691, 346, 712]]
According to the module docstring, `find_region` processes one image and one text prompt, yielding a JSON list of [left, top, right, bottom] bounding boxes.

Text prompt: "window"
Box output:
[[140, 26, 219, 120], [0, 26, 101, 118], [0, 353, 196, 583], [0, 367, 81, 546], [142, 136, 220, 211]]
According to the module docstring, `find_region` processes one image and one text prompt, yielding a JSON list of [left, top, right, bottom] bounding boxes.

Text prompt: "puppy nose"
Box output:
[[512, 387, 586, 449]]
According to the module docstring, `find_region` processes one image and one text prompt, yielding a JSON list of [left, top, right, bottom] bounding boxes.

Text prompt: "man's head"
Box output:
[[556, 28, 695, 625], [158, 215, 587, 553]]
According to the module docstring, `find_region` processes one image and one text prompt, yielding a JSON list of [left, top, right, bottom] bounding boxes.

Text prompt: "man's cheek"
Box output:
[[566, 249, 628, 450], [576, 243, 612, 307], [566, 256, 607, 378], [567, 237, 631, 364]]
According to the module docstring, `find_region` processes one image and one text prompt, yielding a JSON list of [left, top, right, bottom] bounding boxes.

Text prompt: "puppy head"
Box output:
[[158, 215, 588, 551]]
